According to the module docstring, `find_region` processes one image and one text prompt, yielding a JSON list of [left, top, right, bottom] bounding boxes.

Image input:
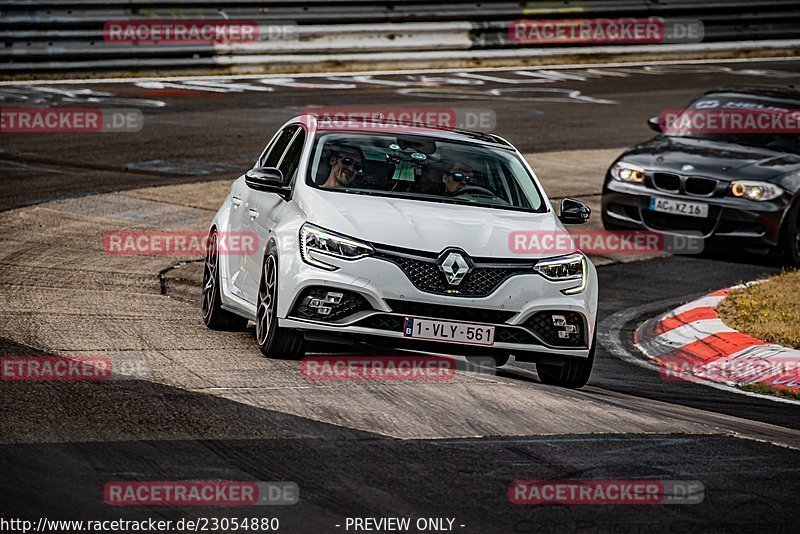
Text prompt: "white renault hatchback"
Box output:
[[203, 115, 598, 387]]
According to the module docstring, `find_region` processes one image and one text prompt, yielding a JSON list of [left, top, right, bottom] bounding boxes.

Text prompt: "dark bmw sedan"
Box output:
[[601, 86, 800, 264]]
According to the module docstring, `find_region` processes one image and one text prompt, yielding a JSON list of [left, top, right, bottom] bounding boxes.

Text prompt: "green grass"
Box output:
[[738, 383, 800, 400], [716, 271, 800, 399], [717, 270, 800, 350]]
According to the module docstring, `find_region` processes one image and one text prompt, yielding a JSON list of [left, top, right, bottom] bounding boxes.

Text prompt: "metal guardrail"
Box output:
[[2, 0, 800, 76]]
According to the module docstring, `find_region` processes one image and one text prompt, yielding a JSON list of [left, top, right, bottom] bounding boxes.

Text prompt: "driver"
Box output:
[[442, 162, 475, 194], [322, 145, 364, 189]]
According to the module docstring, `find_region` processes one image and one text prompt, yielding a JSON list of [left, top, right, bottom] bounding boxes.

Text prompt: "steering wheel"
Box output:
[[451, 186, 499, 198]]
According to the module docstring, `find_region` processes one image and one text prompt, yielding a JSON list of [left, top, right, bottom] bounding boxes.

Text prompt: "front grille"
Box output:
[[355, 314, 405, 331], [289, 287, 372, 322], [353, 310, 587, 349], [653, 172, 681, 192], [685, 176, 718, 196], [385, 300, 516, 324], [523, 310, 587, 348], [496, 327, 538, 344], [374, 249, 534, 297], [642, 210, 717, 235]]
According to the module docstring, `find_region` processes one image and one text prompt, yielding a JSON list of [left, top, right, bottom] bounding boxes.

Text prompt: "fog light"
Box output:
[[324, 292, 343, 305], [307, 291, 345, 316], [552, 314, 579, 339], [292, 287, 373, 322]]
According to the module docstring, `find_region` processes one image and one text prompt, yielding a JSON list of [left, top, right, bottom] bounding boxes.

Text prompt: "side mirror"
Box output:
[[647, 115, 663, 133], [559, 198, 591, 225], [245, 167, 290, 198]]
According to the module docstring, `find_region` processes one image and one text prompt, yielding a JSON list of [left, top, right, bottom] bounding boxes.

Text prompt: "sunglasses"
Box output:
[[336, 155, 362, 171], [449, 171, 473, 182]]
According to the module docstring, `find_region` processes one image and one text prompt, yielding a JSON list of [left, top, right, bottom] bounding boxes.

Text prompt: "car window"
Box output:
[[260, 125, 299, 168], [666, 94, 800, 154], [277, 129, 306, 186], [306, 131, 545, 213]]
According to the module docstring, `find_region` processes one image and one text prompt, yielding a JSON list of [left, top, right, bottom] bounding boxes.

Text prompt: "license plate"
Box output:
[[403, 317, 495, 346], [649, 197, 709, 218]]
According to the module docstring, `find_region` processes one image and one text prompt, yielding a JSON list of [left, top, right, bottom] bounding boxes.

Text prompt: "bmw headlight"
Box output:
[[729, 181, 783, 201], [610, 161, 646, 184], [300, 223, 374, 271], [534, 253, 588, 295]]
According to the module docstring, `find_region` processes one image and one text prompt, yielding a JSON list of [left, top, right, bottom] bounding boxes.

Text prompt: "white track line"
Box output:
[[653, 318, 736, 349], [1, 55, 797, 86]]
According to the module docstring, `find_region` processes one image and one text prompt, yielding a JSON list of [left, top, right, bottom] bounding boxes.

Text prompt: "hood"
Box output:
[[617, 136, 800, 182], [297, 188, 565, 259]]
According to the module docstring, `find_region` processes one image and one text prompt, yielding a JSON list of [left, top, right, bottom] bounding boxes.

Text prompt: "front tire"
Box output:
[[536, 331, 596, 388], [202, 229, 249, 331], [255, 243, 305, 359]]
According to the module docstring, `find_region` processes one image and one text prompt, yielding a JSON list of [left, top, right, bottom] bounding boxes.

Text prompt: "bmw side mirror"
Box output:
[[245, 167, 291, 198], [559, 198, 591, 225], [647, 116, 663, 133]]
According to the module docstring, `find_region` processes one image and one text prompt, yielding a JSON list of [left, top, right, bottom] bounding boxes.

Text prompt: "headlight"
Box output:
[[299, 223, 374, 271], [610, 161, 646, 184], [534, 253, 588, 295], [729, 181, 783, 201]]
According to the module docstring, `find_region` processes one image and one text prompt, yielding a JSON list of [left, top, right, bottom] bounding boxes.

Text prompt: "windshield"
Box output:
[[305, 131, 546, 212], [664, 95, 800, 155]]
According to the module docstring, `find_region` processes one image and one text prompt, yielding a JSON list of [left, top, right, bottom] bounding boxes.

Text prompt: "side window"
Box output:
[[277, 130, 307, 185], [260, 126, 298, 168]]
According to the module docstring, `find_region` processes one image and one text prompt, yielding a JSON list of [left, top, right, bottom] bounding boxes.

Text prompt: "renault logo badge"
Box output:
[[439, 250, 472, 286]]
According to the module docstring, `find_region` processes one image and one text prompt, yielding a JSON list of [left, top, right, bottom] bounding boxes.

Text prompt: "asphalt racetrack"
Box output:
[[1, 59, 800, 533]]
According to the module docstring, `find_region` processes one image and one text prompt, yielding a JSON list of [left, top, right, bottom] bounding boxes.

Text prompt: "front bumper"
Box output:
[[602, 179, 789, 248], [277, 248, 598, 361]]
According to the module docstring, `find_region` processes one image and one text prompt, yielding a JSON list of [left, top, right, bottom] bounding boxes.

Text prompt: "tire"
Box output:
[[255, 242, 305, 359], [777, 199, 800, 267], [202, 229, 249, 331], [536, 331, 596, 388]]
